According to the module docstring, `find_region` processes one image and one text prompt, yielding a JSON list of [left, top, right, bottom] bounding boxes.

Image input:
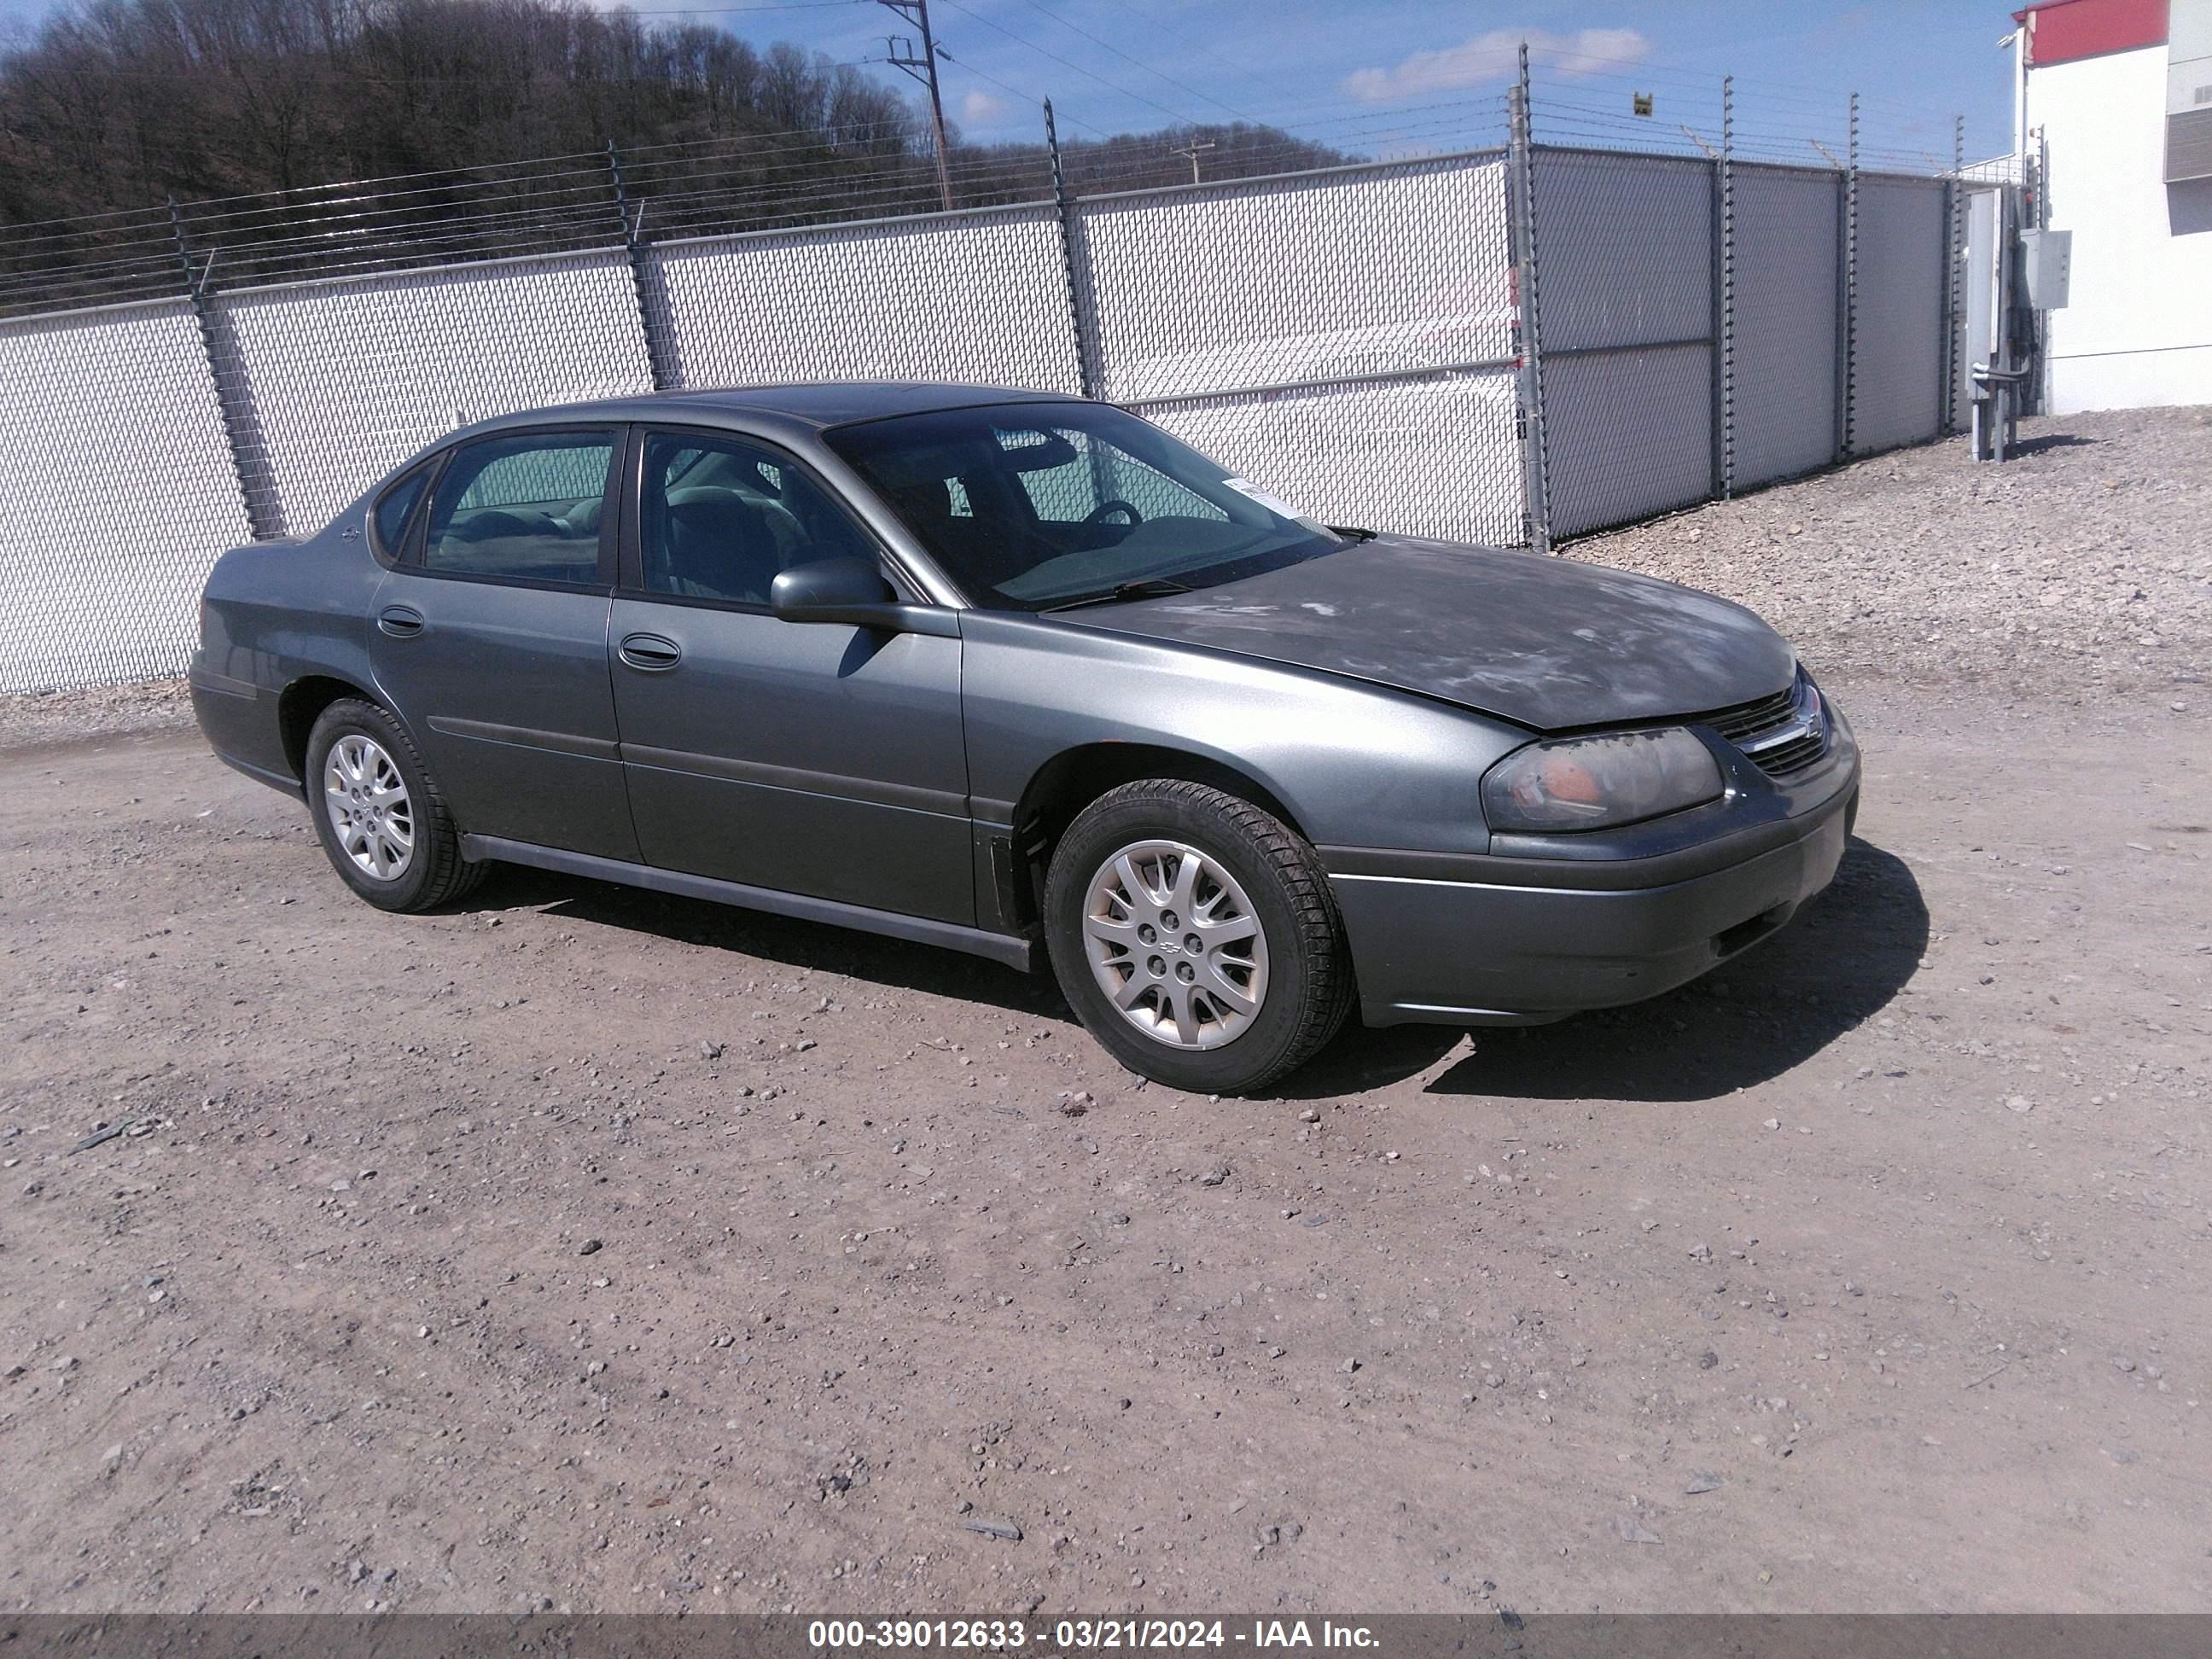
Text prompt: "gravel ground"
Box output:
[[1, 685, 2205, 1616], [0, 408, 2207, 1616], [0, 677, 190, 750], [1572, 407, 2212, 701]]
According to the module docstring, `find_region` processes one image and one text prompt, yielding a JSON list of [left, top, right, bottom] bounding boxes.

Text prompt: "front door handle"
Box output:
[[619, 632, 683, 672], [377, 605, 425, 638]]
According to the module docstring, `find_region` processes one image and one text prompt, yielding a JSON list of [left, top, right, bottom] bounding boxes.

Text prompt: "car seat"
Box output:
[[657, 494, 800, 602]]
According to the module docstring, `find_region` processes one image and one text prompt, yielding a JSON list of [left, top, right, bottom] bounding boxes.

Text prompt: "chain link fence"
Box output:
[[0, 91, 2009, 694], [215, 248, 654, 538], [0, 299, 253, 690], [653, 202, 1082, 393], [1522, 148, 1715, 541], [1850, 176, 1951, 457], [1729, 166, 1844, 488], [1074, 155, 1523, 545]]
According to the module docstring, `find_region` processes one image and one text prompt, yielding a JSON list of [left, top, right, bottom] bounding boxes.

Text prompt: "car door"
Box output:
[[608, 425, 971, 924], [370, 425, 639, 862]]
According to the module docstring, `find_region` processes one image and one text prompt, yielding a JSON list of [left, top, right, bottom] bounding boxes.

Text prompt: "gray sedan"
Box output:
[[190, 383, 1860, 1094]]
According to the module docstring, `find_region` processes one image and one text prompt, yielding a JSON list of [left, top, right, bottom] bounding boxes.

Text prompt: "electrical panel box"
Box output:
[[2021, 229, 2072, 309], [2168, 0, 2212, 180]]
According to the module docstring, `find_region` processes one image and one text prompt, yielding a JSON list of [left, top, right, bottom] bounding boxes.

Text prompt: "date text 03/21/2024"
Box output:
[[806, 1621, 1381, 1650]]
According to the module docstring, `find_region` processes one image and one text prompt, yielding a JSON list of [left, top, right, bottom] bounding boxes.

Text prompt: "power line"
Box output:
[[932, 51, 1113, 139], [931, 0, 1199, 131], [1010, 0, 1260, 125], [1087, 0, 1288, 108]]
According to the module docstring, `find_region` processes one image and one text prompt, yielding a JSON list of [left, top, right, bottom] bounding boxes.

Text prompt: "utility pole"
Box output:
[[1172, 136, 1215, 184], [879, 0, 955, 212]]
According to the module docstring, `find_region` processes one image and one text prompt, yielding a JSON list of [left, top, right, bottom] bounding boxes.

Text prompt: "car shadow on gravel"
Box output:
[[467, 865, 1072, 1019], [460, 841, 1924, 1104], [1412, 837, 1929, 1103], [1257, 836, 1927, 1103]]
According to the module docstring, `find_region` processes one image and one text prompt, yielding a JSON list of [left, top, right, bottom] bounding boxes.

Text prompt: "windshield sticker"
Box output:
[[1221, 477, 1308, 520]]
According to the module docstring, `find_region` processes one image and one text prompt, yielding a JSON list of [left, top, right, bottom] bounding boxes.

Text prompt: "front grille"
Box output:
[[1704, 686, 1796, 747], [1697, 678, 1830, 777], [1749, 728, 1828, 774]]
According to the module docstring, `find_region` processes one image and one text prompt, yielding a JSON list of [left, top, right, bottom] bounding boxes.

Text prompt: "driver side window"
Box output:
[[421, 430, 616, 585], [638, 432, 881, 606]]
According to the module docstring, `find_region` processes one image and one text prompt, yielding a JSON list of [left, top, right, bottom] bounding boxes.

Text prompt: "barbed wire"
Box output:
[[0, 56, 1971, 322]]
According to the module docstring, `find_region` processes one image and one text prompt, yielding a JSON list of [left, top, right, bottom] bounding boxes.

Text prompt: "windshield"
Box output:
[[824, 402, 1348, 610]]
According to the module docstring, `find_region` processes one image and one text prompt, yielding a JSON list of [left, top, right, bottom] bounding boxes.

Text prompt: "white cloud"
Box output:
[[959, 90, 1012, 125], [1342, 26, 1651, 102]]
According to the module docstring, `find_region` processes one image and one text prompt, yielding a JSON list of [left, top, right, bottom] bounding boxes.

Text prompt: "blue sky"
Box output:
[[0, 0, 2023, 167], [677, 1, 2019, 166]]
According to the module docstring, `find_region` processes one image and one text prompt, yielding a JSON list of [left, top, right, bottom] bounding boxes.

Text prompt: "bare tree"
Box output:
[[0, 0, 1353, 298]]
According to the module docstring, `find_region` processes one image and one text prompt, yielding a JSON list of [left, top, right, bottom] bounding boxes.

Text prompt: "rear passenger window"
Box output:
[[421, 431, 616, 586], [372, 468, 429, 558]]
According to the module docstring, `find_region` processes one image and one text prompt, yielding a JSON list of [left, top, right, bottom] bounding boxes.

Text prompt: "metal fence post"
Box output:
[[1044, 101, 1102, 399], [169, 195, 278, 541], [1941, 114, 1965, 434], [1838, 91, 1860, 461], [2031, 130, 2052, 416], [1715, 74, 1735, 499], [1508, 45, 1553, 553], [608, 143, 678, 390]]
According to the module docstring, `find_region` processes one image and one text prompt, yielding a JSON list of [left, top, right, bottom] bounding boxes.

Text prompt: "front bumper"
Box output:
[[1328, 744, 1860, 1028]]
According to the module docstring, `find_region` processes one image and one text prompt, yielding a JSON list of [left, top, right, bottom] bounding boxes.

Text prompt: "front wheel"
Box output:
[[1043, 780, 1353, 1094]]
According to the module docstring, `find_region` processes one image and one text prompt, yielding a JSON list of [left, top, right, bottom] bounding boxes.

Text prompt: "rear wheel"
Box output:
[[1044, 780, 1352, 1094], [305, 698, 486, 912]]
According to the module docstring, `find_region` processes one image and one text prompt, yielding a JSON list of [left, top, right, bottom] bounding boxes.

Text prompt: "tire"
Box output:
[[1043, 779, 1353, 1095], [304, 697, 486, 913]]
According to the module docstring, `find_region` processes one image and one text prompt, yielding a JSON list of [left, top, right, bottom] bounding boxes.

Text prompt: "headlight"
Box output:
[[1481, 727, 1724, 833]]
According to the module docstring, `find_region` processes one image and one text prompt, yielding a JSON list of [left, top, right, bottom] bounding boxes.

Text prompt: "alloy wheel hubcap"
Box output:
[[324, 734, 415, 882], [1082, 840, 1269, 1050]]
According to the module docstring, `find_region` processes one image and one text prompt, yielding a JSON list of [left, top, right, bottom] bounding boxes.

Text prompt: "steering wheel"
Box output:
[[1085, 499, 1144, 527]]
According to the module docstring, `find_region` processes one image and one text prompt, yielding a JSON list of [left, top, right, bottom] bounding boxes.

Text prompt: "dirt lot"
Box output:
[[1, 414, 2208, 1616]]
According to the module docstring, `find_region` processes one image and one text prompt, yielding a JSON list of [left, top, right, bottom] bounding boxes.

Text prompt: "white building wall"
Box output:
[[2032, 46, 2212, 412]]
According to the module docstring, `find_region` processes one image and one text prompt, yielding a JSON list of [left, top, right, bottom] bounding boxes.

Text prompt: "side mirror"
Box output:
[[767, 557, 959, 637], [770, 556, 898, 624]]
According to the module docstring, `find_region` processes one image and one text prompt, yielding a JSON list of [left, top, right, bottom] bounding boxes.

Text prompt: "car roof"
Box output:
[[450, 381, 1082, 443]]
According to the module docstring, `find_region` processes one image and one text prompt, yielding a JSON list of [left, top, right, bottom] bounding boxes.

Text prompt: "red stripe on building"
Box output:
[[2014, 0, 2170, 66]]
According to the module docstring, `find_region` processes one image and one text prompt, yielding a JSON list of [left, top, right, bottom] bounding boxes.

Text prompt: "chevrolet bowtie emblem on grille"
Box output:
[[1731, 676, 1828, 776]]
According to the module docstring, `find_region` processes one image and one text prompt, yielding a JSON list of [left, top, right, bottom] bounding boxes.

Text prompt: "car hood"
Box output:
[[1062, 536, 1798, 731]]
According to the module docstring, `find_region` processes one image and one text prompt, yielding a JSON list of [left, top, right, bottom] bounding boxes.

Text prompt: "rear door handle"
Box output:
[[619, 632, 683, 672], [377, 605, 424, 638]]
